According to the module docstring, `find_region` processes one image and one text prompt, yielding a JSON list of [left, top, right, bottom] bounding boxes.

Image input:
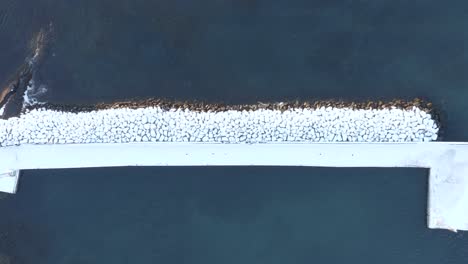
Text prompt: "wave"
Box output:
[[23, 80, 47, 107]]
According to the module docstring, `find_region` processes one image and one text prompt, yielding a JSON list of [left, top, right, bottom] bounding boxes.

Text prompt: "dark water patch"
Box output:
[[0, 219, 50, 264], [0, 0, 50, 83], [0, 0, 18, 36], [0, 0, 15, 32], [0, 25, 53, 119], [1, 167, 467, 263]]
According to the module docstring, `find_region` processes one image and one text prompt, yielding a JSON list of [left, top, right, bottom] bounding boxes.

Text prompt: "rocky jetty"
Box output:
[[0, 100, 438, 147]]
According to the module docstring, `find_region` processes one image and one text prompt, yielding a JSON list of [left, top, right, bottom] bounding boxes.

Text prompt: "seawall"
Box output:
[[0, 142, 467, 232]]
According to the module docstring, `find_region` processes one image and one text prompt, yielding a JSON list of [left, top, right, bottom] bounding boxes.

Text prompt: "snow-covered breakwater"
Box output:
[[0, 102, 438, 147]]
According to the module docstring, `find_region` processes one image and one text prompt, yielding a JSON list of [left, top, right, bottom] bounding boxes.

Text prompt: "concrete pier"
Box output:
[[0, 170, 19, 194], [0, 142, 467, 231]]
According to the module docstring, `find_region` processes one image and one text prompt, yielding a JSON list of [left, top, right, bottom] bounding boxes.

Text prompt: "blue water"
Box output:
[[2, 167, 467, 263], [1, 0, 468, 263]]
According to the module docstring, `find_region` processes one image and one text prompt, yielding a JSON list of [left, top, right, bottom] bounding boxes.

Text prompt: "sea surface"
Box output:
[[1, 0, 468, 263]]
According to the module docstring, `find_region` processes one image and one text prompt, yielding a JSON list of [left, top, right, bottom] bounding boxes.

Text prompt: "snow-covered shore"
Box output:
[[0, 105, 438, 147]]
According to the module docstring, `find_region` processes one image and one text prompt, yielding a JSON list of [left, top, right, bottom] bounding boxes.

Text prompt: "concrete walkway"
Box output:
[[0, 142, 467, 231], [0, 170, 19, 194]]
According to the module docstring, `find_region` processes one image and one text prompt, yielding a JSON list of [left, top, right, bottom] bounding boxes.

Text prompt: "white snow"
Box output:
[[0, 106, 438, 147]]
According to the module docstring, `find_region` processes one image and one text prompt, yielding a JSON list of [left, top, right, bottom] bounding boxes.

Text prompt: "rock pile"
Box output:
[[0, 105, 438, 147], [27, 98, 435, 113]]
